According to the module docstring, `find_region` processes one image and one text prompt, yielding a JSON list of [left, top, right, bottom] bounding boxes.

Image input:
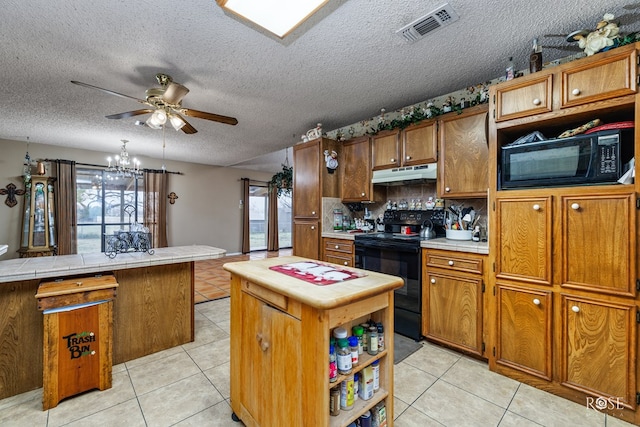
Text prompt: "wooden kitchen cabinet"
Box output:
[[438, 105, 489, 198], [293, 220, 320, 260], [560, 294, 636, 408], [495, 284, 552, 380], [487, 42, 640, 424], [371, 130, 401, 170], [495, 194, 552, 286], [226, 256, 402, 427], [422, 249, 485, 357], [341, 136, 383, 203], [293, 137, 340, 259], [322, 237, 354, 267]]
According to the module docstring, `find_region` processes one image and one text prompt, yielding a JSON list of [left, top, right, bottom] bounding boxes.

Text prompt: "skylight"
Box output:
[[217, 0, 329, 38]]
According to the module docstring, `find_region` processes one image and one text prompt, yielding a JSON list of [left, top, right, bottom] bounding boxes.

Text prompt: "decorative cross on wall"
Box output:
[[0, 183, 26, 208], [168, 192, 178, 205]]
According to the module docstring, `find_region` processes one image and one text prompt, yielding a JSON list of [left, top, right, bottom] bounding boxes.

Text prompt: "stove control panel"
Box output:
[[383, 209, 445, 226]]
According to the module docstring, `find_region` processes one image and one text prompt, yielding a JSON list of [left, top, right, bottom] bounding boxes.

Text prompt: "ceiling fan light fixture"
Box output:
[[169, 114, 186, 131], [146, 109, 168, 129]]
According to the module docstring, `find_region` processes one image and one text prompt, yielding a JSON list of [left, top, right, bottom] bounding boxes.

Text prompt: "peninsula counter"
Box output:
[[0, 245, 225, 399]]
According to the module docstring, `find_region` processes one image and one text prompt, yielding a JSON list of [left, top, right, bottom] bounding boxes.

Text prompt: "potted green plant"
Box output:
[[269, 164, 292, 197]]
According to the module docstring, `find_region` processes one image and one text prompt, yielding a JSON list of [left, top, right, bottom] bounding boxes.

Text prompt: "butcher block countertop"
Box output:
[[223, 255, 403, 310], [0, 245, 226, 284]]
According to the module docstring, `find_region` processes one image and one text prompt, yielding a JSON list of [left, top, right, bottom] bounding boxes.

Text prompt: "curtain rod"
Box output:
[[44, 159, 183, 175], [240, 177, 268, 184]]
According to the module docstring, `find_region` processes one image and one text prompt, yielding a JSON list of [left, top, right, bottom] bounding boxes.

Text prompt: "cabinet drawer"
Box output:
[[494, 75, 552, 121], [325, 253, 352, 267], [242, 279, 301, 319], [323, 239, 353, 254], [561, 47, 637, 108], [426, 252, 483, 274]]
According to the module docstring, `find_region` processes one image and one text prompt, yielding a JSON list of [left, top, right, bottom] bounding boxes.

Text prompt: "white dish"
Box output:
[[446, 229, 472, 241]]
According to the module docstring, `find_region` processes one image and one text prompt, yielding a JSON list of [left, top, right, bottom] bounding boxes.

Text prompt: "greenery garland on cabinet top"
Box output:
[[269, 164, 292, 197]]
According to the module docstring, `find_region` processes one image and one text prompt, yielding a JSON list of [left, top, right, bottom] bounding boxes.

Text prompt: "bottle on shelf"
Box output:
[[337, 338, 353, 374], [529, 38, 542, 74], [372, 359, 380, 392], [377, 322, 384, 351], [340, 374, 355, 410], [329, 344, 337, 383], [367, 326, 378, 356], [352, 325, 364, 354], [349, 336, 359, 366], [506, 57, 515, 81]]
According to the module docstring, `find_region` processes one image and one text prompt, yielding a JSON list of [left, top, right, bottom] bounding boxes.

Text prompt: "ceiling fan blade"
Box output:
[[70, 80, 147, 104], [181, 108, 238, 125], [106, 109, 154, 119], [180, 118, 198, 134]]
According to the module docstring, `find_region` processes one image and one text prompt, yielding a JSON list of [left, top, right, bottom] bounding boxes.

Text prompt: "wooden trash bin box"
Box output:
[[35, 274, 118, 410]]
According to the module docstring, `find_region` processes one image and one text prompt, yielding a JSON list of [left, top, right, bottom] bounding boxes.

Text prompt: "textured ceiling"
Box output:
[[1, 0, 638, 173]]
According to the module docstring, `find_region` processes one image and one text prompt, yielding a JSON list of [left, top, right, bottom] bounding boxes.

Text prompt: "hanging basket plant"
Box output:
[[269, 164, 292, 197]]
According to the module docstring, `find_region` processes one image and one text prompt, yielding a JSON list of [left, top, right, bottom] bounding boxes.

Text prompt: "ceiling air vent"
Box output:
[[396, 3, 459, 43]]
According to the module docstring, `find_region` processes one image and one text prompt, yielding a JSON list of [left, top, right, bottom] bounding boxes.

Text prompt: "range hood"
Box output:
[[371, 163, 437, 185]]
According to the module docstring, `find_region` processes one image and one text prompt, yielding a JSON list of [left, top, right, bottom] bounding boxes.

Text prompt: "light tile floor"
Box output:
[[0, 250, 636, 426]]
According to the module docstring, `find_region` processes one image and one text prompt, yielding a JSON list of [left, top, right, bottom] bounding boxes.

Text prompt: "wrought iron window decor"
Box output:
[[104, 204, 154, 258]]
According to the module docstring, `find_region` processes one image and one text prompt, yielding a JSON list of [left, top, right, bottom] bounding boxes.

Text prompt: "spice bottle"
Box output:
[[353, 373, 359, 402], [330, 387, 340, 416], [348, 336, 359, 366], [340, 374, 355, 410], [352, 325, 364, 354], [336, 338, 352, 374], [360, 322, 370, 352], [372, 359, 380, 392], [329, 344, 337, 382], [377, 322, 384, 351], [367, 326, 378, 355]]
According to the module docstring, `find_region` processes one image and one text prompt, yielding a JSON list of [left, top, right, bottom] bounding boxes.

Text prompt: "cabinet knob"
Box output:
[[361, 192, 366, 197], [406, 156, 411, 160], [431, 278, 436, 284], [343, 261, 348, 266], [390, 158, 396, 162], [572, 88, 581, 96], [311, 226, 316, 230], [571, 305, 580, 313], [532, 98, 541, 106], [311, 211, 316, 215], [571, 203, 580, 210], [335, 245, 339, 249], [448, 260, 454, 266], [445, 187, 451, 193], [533, 298, 541, 305], [532, 204, 540, 211]]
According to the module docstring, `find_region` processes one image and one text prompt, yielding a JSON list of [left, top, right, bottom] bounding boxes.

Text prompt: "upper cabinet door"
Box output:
[[402, 120, 438, 166], [494, 75, 552, 122], [341, 136, 373, 202], [560, 191, 636, 297], [438, 106, 489, 198], [561, 47, 637, 108], [293, 140, 321, 219], [371, 130, 400, 170]]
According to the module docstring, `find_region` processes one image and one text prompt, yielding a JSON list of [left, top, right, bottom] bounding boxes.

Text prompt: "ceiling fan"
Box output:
[[71, 73, 238, 134]]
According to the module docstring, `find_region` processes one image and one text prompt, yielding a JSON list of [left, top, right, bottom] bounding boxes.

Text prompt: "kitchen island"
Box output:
[[225, 256, 403, 427], [0, 245, 225, 400]]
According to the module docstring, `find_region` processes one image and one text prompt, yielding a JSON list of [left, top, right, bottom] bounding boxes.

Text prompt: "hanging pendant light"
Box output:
[[105, 139, 142, 179]]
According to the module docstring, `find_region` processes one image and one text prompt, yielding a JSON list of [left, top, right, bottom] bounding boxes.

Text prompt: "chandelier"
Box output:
[[105, 140, 142, 179]]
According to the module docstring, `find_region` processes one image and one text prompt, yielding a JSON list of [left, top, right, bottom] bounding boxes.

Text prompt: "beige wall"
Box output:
[[0, 138, 272, 260]]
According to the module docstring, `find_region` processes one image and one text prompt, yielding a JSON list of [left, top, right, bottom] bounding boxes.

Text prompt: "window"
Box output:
[[76, 168, 144, 254], [249, 185, 268, 251]]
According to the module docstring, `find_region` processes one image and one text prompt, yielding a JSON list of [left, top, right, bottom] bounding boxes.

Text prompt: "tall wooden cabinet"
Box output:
[[293, 137, 341, 260], [488, 43, 640, 424]]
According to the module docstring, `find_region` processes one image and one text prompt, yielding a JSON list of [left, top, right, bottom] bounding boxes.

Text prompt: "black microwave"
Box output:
[[500, 129, 633, 190]]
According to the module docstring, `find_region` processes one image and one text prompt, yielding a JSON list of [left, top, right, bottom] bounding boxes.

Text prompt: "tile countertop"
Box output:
[[224, 255, 404, 310], [322, 232, 488, 255], [0, 245, 226, 284]]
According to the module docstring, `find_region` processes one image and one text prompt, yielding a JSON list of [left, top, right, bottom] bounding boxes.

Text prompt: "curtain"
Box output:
[[267, 187, 279, 251], [241, 178, 250, 254], [144, 170, 168, 248], [52, 160, 77, 255]]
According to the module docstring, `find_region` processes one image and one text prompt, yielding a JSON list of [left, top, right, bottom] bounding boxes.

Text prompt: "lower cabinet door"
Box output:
[[293, 220, 320, 260], [424, 271, 482, 355], [241, 293, 302, 425], [561, 294, 636, 409], [496, 284, 552, 380]]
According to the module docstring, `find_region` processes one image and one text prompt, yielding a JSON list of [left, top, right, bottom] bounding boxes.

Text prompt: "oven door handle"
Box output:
[[355, 241, 420, 253]]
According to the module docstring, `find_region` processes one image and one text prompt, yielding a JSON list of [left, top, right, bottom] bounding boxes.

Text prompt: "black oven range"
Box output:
[[354, 210, 445, 341]]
